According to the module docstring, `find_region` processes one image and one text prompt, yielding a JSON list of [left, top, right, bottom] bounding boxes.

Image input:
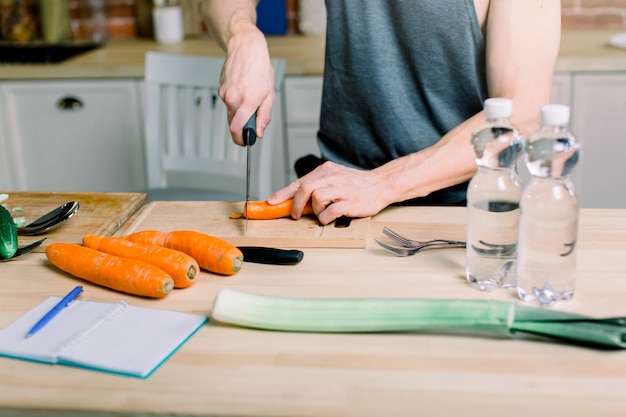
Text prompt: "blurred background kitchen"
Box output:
[[1, 0, 625, 45], [0, 0, 303, 45], [1, 0, 626, 209]]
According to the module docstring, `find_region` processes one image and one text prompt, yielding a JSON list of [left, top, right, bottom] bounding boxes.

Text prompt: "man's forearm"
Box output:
[[201, 0, 260, 51], [374, 112, 483, 206]]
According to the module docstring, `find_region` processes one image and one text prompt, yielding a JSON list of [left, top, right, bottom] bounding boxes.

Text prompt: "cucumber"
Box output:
[[0, 205, 18, 259]]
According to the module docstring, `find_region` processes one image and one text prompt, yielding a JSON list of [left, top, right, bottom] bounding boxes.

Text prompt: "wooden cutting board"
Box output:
[[120, 201, 370, 248], [2, 192, 147, 252]]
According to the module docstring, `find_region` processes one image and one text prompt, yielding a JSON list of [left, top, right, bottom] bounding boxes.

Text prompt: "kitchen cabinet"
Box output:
[[282, 76, 323, 182], [571, 72, 626, 208], [0, 79, 145, 192], [550, 72, 573, 106]]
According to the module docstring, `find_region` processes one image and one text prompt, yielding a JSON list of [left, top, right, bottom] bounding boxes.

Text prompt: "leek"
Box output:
[[211, 289, 626, 349]]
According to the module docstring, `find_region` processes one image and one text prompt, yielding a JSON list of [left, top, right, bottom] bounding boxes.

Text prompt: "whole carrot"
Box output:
[[125, 230, 243, 276], [83, 234, 199, 289], [46, 243, 174, 298], [229, 199, 314, 220]]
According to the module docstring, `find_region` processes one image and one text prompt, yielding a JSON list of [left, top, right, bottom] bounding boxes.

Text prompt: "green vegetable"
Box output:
[[0, 205, 18, 259], [12, 216, 26, 228], [211, 289, 626, 349]]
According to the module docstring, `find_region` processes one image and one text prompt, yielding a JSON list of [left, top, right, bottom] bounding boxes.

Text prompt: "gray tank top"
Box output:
[[318, 0, 488, 205]]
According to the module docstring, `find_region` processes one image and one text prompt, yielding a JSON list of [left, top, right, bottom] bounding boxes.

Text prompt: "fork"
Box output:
[[375, 239, 466, 257], [382, 226, 465, 248]]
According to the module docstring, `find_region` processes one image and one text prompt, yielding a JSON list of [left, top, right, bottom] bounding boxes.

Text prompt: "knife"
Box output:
[[243, 113, 257, 233], [238, 246, 304, 265]]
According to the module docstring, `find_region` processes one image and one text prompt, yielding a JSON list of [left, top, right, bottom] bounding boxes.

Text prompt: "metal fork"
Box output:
[[382, 226, 465, 248], [375, 239, 466, 257]]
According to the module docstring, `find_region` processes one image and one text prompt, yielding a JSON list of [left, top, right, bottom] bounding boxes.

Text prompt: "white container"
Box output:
[[298, 0, 326, 36], [152, 6, 184, 44]]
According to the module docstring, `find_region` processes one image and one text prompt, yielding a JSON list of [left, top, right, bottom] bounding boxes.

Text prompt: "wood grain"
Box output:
[[2, 205, 626, 416], [120, 200, 370, 248], [3, 192, 146, 252]]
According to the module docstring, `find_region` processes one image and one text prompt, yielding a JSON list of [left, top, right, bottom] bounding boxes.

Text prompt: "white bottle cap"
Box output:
[[484, 98, 513, 119], [541, 104, 570, 126]]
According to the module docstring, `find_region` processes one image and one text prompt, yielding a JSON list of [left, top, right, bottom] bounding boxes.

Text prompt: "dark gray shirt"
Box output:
[[318, 0, 488, 205]]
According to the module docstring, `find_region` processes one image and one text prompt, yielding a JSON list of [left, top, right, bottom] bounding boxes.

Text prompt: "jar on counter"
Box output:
[[69, 0, 108, 42], [0, 0, 39, 43], [40, 0, 72, 43]]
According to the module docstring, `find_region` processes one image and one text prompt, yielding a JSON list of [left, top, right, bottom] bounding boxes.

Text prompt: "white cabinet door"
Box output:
[[0, 80, 145, 192], [283, 76, 323, 181], [571, 72, 626, 208], [550, 72, 572, 106]]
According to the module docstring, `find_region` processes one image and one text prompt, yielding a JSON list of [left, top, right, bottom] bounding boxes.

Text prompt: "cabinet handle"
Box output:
[[56, 96, 84, 111]]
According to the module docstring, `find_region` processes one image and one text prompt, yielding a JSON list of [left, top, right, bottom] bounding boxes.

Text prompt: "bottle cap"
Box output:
[[484, 98, 512, 119], [541, 104, 570, 126]]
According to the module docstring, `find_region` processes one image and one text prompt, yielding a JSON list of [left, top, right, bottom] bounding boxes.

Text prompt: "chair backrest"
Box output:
[[143, 52, 286, 200]]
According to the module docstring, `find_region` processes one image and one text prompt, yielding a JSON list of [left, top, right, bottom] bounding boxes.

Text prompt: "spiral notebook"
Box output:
[[0, 297, 207, 378]]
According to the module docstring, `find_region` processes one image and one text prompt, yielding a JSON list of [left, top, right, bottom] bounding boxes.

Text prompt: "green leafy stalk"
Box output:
[[511, 305, 626, 348], [211, 289, 626, 349], [212, 289, 514, 334]]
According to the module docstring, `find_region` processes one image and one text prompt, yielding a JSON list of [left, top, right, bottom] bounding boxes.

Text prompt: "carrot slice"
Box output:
[[230, 199, 314, 220], [83, 234, 198, 289], [125, 230, 243, 276], [46, 243, 174, 298]]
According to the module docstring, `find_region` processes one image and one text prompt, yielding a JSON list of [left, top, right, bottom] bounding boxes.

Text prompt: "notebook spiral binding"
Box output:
[[54, 301, 130, 357]]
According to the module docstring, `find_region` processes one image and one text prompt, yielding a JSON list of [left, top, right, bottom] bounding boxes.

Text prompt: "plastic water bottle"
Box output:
[[517, 104, 581, 306], [466, 98, 523, 292]]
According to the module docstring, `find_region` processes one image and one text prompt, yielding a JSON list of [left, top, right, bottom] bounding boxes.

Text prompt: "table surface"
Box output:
[[1, 200, 626, 417], [2, 191, 146, 252]]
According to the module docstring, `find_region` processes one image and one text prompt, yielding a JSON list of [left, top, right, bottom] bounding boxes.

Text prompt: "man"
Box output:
[[201, 0, 561, 225]]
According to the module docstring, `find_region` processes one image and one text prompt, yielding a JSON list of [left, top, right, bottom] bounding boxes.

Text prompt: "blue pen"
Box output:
[[25, 286, 83, 338]]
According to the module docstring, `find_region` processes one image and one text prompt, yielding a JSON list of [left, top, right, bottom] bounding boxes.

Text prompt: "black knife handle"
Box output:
[[243, 113, 257, 146], [238, 246, 304, 265]]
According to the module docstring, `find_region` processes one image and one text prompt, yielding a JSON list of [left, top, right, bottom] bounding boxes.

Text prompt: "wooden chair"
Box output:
[[143, 52, 286, 201]]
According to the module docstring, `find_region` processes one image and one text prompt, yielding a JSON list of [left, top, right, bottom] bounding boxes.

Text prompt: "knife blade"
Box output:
[[243, 113, 257, 233]]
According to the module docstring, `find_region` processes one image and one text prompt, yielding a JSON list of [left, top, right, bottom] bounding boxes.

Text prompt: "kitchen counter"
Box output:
[[1, 29, 625, 80], [1, 196, 626, 416], [0, 35, 325, 79]]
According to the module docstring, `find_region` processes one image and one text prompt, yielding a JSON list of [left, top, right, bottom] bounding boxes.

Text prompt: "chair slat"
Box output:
[[143, 52, 286, 200], [180, 86, 196, 157], [165, 85, 180, 157]]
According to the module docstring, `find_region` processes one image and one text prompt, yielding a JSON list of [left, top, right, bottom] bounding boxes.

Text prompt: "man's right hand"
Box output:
[[219, 27, 276, 145]]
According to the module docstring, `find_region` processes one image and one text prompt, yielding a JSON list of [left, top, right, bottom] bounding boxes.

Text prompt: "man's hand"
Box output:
[[201, 0, 276, 145], [268, 161, 391, 225], [218, 29, 276, 145]]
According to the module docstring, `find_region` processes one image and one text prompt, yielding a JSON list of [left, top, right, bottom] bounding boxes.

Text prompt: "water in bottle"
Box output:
[[517, 104, 581, 306], [466, 98, 523, 292]]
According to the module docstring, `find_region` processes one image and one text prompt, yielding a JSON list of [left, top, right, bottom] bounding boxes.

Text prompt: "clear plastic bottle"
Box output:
[[517, 104, 581, 306], [466, 98, 523, 292]]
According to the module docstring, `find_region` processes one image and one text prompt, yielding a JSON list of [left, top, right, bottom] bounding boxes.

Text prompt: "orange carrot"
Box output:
[[82, 234, 199, 289], [229, 199, 314, 220], [125, 230, 243, 276], [46, 243, 174, 298]]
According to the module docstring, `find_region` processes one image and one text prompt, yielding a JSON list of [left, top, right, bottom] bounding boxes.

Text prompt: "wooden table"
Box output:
[[1, 201, 626, 417], [1, 191, 146, 252]]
